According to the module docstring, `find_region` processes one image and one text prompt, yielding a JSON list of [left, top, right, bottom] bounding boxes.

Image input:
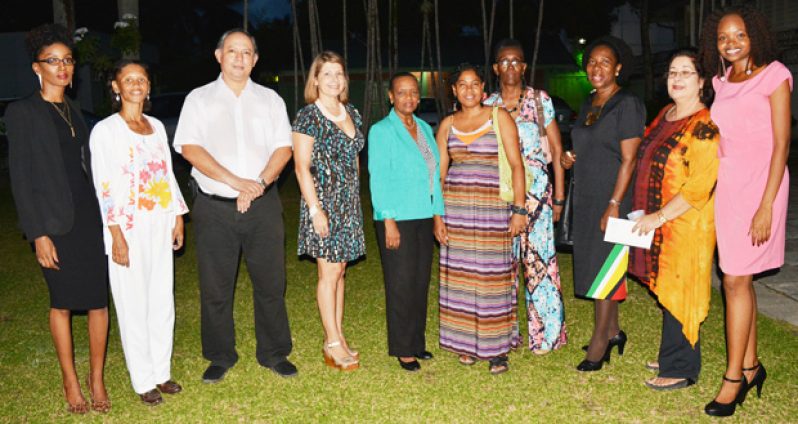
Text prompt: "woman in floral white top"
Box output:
[[90, 60, 188, 406]]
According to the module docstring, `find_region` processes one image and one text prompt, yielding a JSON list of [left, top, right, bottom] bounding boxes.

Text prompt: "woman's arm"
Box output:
[[293, 131, 329, 238], [497, 108, 527, 236], [750, 80, 791, 246], [601, 137, 641, 232], [434, 116, 453, 245]]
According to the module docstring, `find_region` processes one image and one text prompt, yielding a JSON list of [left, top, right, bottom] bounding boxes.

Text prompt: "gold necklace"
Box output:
[[585, 86, 620, 126], [49, 101, 75, 137]]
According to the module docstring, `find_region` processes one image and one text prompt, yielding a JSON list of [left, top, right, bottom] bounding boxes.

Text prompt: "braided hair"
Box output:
[[698, 4, 778, 80]]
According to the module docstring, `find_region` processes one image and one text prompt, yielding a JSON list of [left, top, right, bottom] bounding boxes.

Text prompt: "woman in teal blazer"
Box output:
[[368, 73, 445, 371]]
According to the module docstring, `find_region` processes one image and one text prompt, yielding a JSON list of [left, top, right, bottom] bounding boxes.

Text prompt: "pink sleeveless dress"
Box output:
[[711, 61, 792, 275]]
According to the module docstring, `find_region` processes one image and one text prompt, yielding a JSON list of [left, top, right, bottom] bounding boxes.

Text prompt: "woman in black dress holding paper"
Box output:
[[6, 24, 109, 414], [561, 36, 645, 372]]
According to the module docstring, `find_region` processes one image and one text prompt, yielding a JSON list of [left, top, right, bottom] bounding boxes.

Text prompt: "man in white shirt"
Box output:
[[174, 29, 296, 382]]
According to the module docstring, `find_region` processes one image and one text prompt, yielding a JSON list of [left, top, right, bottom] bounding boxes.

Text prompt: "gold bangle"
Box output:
[[608, 199, 621, 206]]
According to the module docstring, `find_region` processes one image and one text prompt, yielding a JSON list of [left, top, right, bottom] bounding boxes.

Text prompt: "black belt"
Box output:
[[198, 189, 238, 202]]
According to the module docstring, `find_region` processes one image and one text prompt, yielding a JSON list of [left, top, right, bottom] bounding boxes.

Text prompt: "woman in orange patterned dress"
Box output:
[[630, 49, 719, 391]]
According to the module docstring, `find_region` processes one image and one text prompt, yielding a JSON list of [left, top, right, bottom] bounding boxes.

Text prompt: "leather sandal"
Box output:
[[458, 355, 476, 366], [323, 341, 359, 371], [645, 376, 695, 391], [488, 356, 509, 375]]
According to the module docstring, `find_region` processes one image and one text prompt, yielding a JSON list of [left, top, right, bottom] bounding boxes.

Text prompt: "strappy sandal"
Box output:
[[488, 356, 509, 375], [323, 341, 359, 371], [645, 360, 660, 371], [458, 355, 476, 366], [645, 376, 695, 391], [86, 375, 111, 413]]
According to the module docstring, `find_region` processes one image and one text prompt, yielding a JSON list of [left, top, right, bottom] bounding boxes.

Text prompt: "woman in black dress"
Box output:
[[561, 36, 645, 372], [6, 24, 110, 414]]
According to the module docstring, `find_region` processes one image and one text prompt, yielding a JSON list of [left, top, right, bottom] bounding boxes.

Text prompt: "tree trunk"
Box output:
[[434, 0, 446, 115], [480, 0, 497, 92], [509, 0, 514, 39], [641, 0, 654, 103], [689, 0, 696, 46], [291, 0, 306, 110], [529, 0, 544, 86], [308, 0, 322, 57], [391, 0, 399, 76], [343, 0, 348, 64], [52, 0, 75, 33], [243, 0, 249, 32]]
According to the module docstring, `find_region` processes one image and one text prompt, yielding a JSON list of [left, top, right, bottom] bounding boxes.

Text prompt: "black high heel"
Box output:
[[743, 362, 767, 399], [581, 330, 627, 356], [576, 345, 612, 372], [704, 375, 748, 417]]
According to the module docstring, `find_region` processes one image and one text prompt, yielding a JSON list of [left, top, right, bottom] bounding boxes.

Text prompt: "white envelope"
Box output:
[[603, 217, 654, 249]]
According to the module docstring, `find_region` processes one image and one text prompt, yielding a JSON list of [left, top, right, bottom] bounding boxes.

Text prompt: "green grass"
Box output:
[[0, 172, 797, 423]]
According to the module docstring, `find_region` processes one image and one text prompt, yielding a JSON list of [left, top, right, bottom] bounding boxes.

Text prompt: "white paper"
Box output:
[[603, 217, 654, 249]]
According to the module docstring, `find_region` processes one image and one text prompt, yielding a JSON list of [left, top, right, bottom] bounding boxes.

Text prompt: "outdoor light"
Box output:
[[578, 38, 586, 45]]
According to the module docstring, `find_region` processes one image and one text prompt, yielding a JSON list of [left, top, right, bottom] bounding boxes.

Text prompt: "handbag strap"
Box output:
[[532, 89, 547, 137], [492, 106, 505, 154]]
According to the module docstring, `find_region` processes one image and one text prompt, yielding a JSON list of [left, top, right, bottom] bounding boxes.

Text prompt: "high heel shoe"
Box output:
[[323, 341, 359, 371], [62, 385, 88, 414], [704, 375, 748, 417], [85, 374, 111, 413], [743, 362, 767, 399], [581, 330, 627, 356], [576, 345, 612, 372]]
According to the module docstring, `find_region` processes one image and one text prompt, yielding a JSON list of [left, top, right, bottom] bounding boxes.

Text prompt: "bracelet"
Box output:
[[256, 177, 267, 189], [608, 199, 621, 206], [309, 205, 320, 218], [552, 198, 565, 206], [656, 210, 668, 225], [510, 204, 528, 216]]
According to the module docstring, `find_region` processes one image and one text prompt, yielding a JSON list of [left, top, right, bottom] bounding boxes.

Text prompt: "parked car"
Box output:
[[549, 95, 577, 146], [416, 97, 442, 132]]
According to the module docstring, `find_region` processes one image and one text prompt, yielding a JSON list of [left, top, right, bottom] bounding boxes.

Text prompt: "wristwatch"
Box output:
[[256, 178, 267, 189], [552, 198, 565, 206], [510, 204, 528, 216]]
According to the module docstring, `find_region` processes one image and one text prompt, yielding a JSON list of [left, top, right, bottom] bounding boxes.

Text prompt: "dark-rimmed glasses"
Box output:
[[37, 57, 77, 66]]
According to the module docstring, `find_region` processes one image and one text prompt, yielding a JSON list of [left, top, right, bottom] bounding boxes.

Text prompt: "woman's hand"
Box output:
[[560, 151, 576, 170], [631, 213, 661, 235], [749, 204, 773, 246], [509, 213, 527, 237], [433, 215, 448, 246], [172, 215, 184, 250], [600, 204, 619, 232], [552, 204, 563, 223], [312, 210, 330, 238], [111, 231, 130, 267], [34, 236, 60, 270], [384, 219, 401, 250]]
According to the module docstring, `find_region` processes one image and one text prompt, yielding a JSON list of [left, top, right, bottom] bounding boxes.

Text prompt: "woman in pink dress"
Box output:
[[699, 5, 791, 417]]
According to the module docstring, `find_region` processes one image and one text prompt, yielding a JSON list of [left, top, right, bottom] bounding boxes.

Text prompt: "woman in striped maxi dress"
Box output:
[[435, 64, 527, 375]]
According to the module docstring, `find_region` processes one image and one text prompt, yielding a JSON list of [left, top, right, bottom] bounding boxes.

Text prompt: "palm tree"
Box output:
[[480, 0, 497, 92]]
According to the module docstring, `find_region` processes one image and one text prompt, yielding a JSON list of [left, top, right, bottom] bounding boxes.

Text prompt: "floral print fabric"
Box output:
[[484, 87, 567, 351]]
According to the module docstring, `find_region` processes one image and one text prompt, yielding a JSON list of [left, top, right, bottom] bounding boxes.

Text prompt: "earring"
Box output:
[[115, 93, 120, 102], [36, 73, 42, 88], [615, 72, 619, 77], [719, 55, 728, 82], [146, 93, 150, 101], [745, 56, 753, 76], [69, 79, 73, 89]]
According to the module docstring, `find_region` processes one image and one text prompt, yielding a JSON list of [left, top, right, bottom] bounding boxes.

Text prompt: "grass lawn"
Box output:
[[0, 171, 797, 423]]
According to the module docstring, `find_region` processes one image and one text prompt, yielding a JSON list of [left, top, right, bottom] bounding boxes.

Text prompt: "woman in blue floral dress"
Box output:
[[484, 39, 567, 353]]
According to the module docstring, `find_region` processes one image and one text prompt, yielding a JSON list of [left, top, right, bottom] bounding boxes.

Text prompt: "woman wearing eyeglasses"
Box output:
[[483, 39, 567, 355], [5, 24, 110, 414], [629, 49, 719, 391], [560, 35, 645, 372]]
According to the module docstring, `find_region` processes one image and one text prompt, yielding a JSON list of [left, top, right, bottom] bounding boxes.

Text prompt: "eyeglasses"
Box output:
[[497, 58, 524, 69], [666, 70, 697, 79], [37, 57, 77, 66]]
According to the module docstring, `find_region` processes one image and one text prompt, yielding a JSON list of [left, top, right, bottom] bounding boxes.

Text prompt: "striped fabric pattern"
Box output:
[[585, 244, 628, 300], [439, 124, 519, 359]]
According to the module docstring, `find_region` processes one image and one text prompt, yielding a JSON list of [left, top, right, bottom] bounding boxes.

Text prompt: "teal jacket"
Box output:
[[368, 108, 445, 221]]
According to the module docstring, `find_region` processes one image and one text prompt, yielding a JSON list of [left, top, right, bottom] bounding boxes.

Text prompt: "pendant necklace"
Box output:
[[49, 101, 75, 137], [316, 99, 347, 122], [499, 91, 524, 114]]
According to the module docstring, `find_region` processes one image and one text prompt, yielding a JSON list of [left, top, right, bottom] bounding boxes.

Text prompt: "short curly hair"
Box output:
[[25, 23, 73, 62], [448, 62, 484, 87], [582, 35, 633, 85], [698, 5, 778, 80]]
